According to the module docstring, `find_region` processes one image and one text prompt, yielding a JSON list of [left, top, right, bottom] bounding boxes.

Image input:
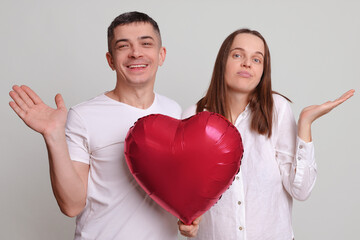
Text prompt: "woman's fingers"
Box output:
[[179, 226, 199, 237], [178, 217, 201, 238], [322, 89, 355, 114], [300, 89, 355, 125], [333, 89, 355, 105], [192, 216, 202, 225]]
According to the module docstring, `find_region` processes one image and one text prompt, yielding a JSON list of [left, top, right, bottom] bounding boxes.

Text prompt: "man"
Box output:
[[9, 11, 188, 239]]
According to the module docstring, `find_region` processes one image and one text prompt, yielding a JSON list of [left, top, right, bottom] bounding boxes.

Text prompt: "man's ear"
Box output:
[[158, 47, 166, 66], [106, 52, 115, 70]]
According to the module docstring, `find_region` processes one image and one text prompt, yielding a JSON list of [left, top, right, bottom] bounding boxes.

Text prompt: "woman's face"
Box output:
[[225, 33, 265, 96]]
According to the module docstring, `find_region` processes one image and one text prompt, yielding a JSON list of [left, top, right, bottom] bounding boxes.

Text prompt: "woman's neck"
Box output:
[[227, 91, 249, 124]]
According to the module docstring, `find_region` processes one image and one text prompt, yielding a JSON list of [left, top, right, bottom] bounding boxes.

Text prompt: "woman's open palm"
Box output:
[[300, 89, 355, 125]]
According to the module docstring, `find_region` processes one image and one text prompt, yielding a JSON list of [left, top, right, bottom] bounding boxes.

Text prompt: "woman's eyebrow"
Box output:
[[230, 47, 264, 57]]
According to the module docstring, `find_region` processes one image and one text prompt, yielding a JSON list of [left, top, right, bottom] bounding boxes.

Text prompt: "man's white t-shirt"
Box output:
[[65, 93, 182, 240]]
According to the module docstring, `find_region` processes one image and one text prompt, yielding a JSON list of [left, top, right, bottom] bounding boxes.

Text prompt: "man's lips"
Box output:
[[237, 71, 252, 78]]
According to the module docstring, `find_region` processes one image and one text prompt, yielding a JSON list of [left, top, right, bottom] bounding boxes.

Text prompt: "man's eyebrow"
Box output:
[[139, 36, 155, 41], [114, 39, 129, 45], [230, 47, 264, 57], [114, 36, 155, 45]]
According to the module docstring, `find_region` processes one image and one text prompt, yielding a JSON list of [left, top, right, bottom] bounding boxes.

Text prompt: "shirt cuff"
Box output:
[[295, 137, 315, 164], [293, 136, 316, 184]]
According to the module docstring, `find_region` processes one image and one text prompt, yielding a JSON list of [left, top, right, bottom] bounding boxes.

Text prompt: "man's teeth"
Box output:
[[128, 65, 147, 68]]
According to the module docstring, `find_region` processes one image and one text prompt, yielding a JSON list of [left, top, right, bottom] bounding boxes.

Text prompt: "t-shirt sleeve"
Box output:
[[65, 108, 90, 164]]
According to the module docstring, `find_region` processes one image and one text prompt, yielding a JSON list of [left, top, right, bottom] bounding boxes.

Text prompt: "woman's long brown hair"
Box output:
[[197, 29, 287, 138]]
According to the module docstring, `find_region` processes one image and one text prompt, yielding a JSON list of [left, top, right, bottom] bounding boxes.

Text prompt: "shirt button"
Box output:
[[299, 145, 303, 149], [236, 176, 239, 180], [237, 201, 241, 205], [297, 156, 301, 160], [239, 226, 243, 231]]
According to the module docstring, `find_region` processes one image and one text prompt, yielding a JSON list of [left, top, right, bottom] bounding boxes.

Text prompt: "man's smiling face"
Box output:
[[106, 22, 166, 87]]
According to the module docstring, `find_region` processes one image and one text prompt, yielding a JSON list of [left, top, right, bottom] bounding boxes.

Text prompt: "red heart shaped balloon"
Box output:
[[124, 111, 243, 224]]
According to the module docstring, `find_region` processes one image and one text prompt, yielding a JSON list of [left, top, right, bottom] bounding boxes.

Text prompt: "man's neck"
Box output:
[[106, 83, 155, 109]]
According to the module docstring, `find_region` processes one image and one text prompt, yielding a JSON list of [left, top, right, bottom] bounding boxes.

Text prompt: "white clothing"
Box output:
[[65, 93, 182, 240], [182, 94, 317, 240]]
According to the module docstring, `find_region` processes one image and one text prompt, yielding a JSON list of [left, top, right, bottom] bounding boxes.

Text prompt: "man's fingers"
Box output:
[[13, 85, 35, 108], [55, 94, 66, 110], [9, 88, 29, 112], [21, 85, 43, 105], [9, 101, 26, 119]]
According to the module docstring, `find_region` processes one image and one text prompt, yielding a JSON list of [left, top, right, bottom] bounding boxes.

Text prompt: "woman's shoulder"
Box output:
[[272, 92, 292, 108], [272, 92, 294, 121], [271, 93, 295, 130], [182, 105, 197, 119]]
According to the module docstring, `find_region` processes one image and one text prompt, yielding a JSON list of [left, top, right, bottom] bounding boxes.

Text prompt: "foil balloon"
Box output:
[[124, 111, 243, 225]]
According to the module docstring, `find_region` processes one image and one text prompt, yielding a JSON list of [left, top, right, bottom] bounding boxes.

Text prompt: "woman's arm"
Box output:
[[298, 89, 355, 142], [277, 90, 354, 200]]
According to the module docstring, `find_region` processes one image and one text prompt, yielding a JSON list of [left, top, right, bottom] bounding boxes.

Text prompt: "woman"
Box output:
[[178, 29, 354, 239]]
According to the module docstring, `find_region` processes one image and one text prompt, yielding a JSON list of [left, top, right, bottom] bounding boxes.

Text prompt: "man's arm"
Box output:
[[45, 129, 89, 217], [9, 85, 88, 217]]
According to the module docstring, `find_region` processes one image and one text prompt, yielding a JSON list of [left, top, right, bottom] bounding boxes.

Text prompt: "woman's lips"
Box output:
[[237, 71, 252, 78]]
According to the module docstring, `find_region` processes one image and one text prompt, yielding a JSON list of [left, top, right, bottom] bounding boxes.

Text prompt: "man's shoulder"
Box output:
[[70, 93, 108, 111], [155, 93, 178, 104], [155, 93, 181, 109]]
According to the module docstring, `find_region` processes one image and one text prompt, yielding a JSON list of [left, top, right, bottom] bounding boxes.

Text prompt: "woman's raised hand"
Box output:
[[298, 89, 355, 142]]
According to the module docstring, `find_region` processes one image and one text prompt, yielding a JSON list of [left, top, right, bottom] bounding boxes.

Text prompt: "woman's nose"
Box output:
[[241, 57, 251, 68]]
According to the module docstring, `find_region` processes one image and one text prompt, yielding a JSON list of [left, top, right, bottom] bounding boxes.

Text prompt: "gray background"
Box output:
[[1, 0, 359, 239]]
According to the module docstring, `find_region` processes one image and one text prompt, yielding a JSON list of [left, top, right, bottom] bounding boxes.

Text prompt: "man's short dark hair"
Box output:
[[107, 11, 161, 54]]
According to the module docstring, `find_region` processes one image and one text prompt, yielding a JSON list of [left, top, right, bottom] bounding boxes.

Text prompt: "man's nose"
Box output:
[[129, 45, 143, 58]]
